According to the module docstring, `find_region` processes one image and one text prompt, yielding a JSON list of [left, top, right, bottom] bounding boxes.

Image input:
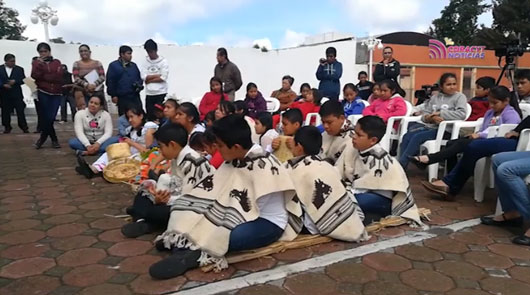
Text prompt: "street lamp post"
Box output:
[[361, 37, 384, 81], [30, 0, 59, 42]]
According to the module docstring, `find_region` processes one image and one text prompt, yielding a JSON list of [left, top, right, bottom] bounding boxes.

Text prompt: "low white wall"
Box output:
[[0, 39, 366, 112]]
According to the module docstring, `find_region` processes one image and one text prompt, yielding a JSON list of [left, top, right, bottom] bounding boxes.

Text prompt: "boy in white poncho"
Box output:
[[121, 123, 214, 238]]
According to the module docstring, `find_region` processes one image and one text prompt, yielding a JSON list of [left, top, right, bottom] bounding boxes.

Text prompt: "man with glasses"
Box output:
[[374, 46, 401, 83], [316, 47, 343, 101]]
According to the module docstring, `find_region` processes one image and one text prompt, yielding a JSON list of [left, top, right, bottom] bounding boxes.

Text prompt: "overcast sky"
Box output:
[[8, 0, 494, 48]]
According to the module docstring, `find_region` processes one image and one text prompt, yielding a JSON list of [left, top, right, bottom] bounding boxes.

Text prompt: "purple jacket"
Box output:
[[479, 105, 521, 138], [244, 91, 267, 119]]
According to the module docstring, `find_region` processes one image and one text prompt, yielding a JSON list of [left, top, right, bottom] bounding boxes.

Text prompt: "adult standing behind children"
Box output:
[[316, 47, 343, 100], [32, 43, 64, 149], [374, 46, 400, 83], [0, 53, 28, 134], [214, 47, 242, 101], [106, 45, 143, 116], [141, 39, 169, 121], [72, 44, 106, 110]]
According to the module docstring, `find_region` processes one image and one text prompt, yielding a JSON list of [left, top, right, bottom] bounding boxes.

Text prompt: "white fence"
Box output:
[[0, 39, 366, 113]]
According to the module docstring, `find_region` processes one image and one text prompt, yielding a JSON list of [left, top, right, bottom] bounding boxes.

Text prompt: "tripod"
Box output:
[[496, 55, 520, 101]]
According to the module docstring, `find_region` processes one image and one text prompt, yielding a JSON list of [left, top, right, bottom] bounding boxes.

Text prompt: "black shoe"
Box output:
[[155, 239, 175, 252], [408, 156, 428, 170], [480, 215, 523, 227], [121, 221, 153, 238], [22, 129, 29, 134], [3, 128, 12, 134], [126, 206, 135, 216], [51, 141, 61, 148], [149, 250, 201, 280], [34, 138, 45, 149], [512, 235, 530, 246], [76, 155, 95, 179], [33, 130, 40, 133]]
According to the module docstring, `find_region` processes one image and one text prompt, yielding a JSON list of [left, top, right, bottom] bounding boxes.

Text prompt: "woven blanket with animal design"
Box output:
[[280, 155, 368, 242], [156, 145, 296, 271], [335, 143, 423, 226]]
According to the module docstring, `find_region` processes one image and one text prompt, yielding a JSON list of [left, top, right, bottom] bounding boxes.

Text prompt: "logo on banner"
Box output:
[[429, 39, 486, 59]]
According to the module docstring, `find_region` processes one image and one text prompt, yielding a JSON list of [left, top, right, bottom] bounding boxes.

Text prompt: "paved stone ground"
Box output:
[[0, 118, 529, 295]]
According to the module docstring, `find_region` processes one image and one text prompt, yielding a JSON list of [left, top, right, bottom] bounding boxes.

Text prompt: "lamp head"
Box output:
[[50, 15, 59, 26], [39, 0, 48, 7], [30, 14, 39, 24], [377, 42, 384, 50]]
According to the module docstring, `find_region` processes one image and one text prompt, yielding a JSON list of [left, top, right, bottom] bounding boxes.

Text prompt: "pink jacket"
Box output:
[[362, 94, 407, 123]]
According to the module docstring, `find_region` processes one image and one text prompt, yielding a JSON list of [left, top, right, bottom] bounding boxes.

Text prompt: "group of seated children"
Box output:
[[115, 111, 421, 280]]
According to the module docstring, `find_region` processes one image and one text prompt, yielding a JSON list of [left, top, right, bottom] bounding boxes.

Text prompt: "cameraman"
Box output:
[[106, 45, 143, 115], [316, 47, 342, 100]]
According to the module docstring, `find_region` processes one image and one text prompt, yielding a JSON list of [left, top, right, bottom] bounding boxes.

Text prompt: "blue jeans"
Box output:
[[68, 136, 119, 154], [493, 151, 530, 220], [355, 192, 392, 217], [38, 91, 62, 142], [399, 123, 439, 168], [228, 218, 283, 252], [442, 137, 518, 195]]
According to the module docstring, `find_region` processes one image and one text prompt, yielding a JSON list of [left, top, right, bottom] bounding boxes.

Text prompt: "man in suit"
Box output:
[[1, 54, 28, 133]]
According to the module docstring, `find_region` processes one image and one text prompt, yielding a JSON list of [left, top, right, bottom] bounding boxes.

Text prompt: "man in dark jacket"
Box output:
[[106, 45, 143, 115], [214, 48, 242, 101], [373, 46, 401, 82], [316, 47, 343, 100], [0, 54, 28, 133]]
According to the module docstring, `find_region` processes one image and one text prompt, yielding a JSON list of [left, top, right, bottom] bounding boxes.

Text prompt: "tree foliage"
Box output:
[[0, 0, 27, 40]]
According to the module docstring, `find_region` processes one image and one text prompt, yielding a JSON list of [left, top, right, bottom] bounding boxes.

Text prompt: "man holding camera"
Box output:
[[316, 47, 343, 100], [106, 45, 143, 115]]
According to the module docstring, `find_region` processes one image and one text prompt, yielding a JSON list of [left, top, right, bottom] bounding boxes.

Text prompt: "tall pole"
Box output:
[[31, 1, 58, 42], [43, 20, 50, 42], [362, 37, 383, 82], [368, 48, 374, 82]]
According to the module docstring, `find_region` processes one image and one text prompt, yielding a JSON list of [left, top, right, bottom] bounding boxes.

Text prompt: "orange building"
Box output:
[[357, 32, 530, 101]]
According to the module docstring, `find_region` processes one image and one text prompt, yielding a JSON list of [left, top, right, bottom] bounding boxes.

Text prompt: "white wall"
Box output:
[[0, 39, 366, 112]]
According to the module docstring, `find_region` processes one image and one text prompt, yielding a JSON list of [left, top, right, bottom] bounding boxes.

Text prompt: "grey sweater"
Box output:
[[416, 92, 467, 127]]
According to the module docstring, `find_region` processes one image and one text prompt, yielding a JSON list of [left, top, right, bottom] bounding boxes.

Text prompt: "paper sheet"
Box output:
[[84, 69, 99, 84], [22, 77, 37, 93]]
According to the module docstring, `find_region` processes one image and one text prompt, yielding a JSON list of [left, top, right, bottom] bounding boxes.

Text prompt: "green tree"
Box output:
[[427, 0, 490, 44], [0, 0, 27, 40], [474, 0, 530, 48]]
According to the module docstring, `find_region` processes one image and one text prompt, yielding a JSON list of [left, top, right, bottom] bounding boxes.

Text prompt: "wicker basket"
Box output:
[[103, 158, 141, 184], [106, 143, 131, 161]]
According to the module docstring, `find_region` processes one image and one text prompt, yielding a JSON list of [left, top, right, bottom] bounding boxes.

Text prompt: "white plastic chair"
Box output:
[[418, 104, 472, 181], [380, 100, 413, 152], [191, 97, 202, 109], [304, 113, 322, 126], [473, 124, 518, 202], [265, 97, 280, 113], [519, 103, 530, 119], [321, 97, 330, 105]]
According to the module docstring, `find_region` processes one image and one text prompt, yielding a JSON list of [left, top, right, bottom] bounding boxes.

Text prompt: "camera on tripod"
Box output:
[[414, 84, 439, 105], [495, 39, 530, 58]]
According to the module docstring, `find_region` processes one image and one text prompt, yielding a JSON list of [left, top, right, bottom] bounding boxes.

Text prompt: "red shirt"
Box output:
[[468, 99, 489, 121], [199, 91, 229, 120], [209, 150, 224, 169], [290, 101, 320, 120]]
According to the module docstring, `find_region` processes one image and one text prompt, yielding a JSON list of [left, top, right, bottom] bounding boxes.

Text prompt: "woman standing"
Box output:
[[72, 44, 106, 109], [31, 43, 64, 149]]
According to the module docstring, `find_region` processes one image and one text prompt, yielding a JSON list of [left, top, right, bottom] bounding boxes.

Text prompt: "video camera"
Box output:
[[414, 84, 439, 105], [495, 39, 530, 58]]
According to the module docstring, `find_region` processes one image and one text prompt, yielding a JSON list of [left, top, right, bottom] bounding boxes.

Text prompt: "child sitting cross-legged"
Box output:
[[281, 126, 368, 242], [319, 100, 354, 165], [271, 108, 303, 162], [149, 114, 297, 279], [335, 116, 423, 225], [121, 123, 215, 238]]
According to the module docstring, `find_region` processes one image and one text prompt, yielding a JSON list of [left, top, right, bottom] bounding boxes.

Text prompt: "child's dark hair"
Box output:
[[218, 100, 235, 116], [126, 105, 147, 137], [299, 83, 311, 93], [164, 98, 179, 109], [178, 102, 200, 124], [154, 123, 188, 148], [439, 73, 457, 88], [212, 114, 252, 149], [234, 100, 248, 116], [325, 47, 337, 56], [210, 76, 225, 99], [358, 71, 368, 79], [343, 83, 358, 93], [282, 75, 295, 86], [119, 45, 133, 55], [319, 100, 344, 118], [357, 116, 386, 143], [294, 126, 322, 156], [203, 128, 217, 145], [246, 82, 257, 92], [310, 88, 323, 106], [144, 39, 158, 52], [205, 110, 216, 123], [515, 69, 530, 81], [489, 86, 522, 118], [189, 132, 206, 151], [380, 79, 399, 94], [256, 112, 273, 131], [89, 93, 106, 108], [475, 76, 495, 91], [282, 108, 303, 126], [37, 42, 51, 52]]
